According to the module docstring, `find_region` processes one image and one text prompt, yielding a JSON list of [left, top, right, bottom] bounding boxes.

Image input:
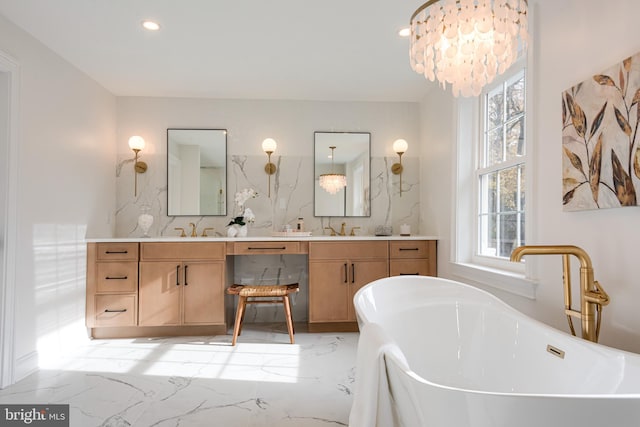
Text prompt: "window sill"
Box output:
[[450, 262, 537, 299]]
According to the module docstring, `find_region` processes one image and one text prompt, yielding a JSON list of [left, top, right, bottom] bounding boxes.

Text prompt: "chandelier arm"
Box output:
[[411, 0, 529, 23], [410, 0, 443, 22]]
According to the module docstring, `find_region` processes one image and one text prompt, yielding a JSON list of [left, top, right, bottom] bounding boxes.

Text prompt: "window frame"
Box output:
[[473, 63, 527, 268], [451, 54, 536, 298]]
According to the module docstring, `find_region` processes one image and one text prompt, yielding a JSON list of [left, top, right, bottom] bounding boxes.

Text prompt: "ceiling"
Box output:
[[0, 0, 436, 102]]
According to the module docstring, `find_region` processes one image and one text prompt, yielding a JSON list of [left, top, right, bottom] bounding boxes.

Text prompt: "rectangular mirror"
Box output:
[[167, 128, 227, 216], [314, 131, 370, 217]]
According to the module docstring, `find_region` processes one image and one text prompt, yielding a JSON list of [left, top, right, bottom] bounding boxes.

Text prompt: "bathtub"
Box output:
[[351, 276, 640, 427]]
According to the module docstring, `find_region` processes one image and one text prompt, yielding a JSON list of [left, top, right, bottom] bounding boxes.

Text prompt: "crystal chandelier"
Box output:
[[319, 146, 347, 195], [409, 0, 528, 97]]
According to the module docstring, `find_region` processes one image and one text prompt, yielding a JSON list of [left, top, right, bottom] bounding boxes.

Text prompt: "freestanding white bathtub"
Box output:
[[351, 276, 640, 427]]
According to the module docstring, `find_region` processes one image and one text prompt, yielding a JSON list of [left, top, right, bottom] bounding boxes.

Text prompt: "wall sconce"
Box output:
[[391, 139, 408, 197], [262, 137, 277, 197], [128, 135, 148, 197]]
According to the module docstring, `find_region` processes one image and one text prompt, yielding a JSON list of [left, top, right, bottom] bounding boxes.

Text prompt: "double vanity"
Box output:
[[86, 236, 437, 338]]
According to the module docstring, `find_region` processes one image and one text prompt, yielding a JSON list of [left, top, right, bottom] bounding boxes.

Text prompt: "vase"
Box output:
[[227, 225, 238, 238], [237, 225, 248, 237], [137, 206, 154, 237]]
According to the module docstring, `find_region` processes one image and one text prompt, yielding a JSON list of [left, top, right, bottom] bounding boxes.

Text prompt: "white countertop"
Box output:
[[85, 235, 438, 243]]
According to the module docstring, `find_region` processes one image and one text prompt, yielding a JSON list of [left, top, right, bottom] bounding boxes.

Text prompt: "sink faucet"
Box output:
[[510, 245, 610, 343], [324, 226, 338, 236], [189, 222, 197, 237], [339, 222, 346, 236]]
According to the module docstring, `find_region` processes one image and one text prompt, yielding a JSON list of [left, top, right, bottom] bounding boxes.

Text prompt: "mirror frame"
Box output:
[[313, 131, 371, 217], [167, 128, 228, 216]]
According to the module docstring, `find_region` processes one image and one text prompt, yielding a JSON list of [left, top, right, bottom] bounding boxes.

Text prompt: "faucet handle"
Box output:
[[174, 227, 186, 237], [349, 226, 361, 236], [201, 227, 215, 237], [324, 227, 336, 236]]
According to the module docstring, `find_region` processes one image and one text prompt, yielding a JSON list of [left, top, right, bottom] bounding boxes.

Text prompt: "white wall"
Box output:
[[421, 0, 640, 352], [0, 14, 116, 382]]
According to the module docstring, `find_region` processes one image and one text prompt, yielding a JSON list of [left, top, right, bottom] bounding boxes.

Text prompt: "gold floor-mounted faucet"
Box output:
[[510, 245, 610, 343]]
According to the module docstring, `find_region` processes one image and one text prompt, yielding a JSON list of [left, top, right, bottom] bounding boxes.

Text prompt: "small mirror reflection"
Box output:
[[167, 128, 227, 216], [314, 132, 370, 217]]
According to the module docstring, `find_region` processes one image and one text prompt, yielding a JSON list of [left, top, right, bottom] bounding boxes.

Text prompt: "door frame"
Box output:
[[0, 50, 20, 389]]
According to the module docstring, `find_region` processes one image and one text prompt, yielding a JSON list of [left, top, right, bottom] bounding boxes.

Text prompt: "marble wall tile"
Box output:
[[115, 154, 420, 238]]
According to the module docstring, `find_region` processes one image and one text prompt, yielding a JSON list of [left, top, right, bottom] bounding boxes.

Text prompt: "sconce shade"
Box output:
[[128, 135, 145, 151], [262, 138, 277, 153], [393, 139, 408, 154]]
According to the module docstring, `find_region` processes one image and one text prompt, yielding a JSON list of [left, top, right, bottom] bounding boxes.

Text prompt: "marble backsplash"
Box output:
[[114, 154, 420, 239]]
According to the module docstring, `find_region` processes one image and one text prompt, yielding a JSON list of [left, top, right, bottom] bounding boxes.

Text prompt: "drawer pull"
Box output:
[[105, 250, 128, 254], [400, 273, 420, 275], [105, 276, 128, 280], [399, 248, 420, 251], [104, 309, 127, 313], [248, 246, 287, 250], [344, 263, 348, 283]]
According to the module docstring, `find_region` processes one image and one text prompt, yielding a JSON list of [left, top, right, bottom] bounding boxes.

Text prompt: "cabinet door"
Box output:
[[139, 261, 181, 326], [309, 260, 351, 322], [348, 260, 389, 321], [182, 262, 225, 325]]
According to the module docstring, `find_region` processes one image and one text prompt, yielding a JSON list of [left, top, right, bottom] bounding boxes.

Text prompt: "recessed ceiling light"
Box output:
[[398, 27, 410, 37], [142, 20, 160, 31]]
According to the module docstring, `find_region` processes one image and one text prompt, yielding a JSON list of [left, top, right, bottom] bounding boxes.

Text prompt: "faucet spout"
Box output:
[[510, 245, 609, 343], [510, 244, 591, 268]]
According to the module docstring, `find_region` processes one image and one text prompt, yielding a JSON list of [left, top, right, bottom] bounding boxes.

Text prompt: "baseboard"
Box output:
[[90, 325, 228, 339], [14, 350, 38, 383], [307, 322, 359, 333]]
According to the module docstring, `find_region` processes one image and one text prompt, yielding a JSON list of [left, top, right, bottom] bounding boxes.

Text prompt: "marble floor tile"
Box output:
[[0, 324, 358, 427]]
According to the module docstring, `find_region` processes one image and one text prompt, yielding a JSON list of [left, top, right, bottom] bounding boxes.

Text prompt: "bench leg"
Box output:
[[232, 295, 247, 346], [283, 295, 295, 344]]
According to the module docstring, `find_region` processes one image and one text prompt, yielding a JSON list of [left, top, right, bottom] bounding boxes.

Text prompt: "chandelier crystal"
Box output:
[[409, 0, 528, 97], [319, 146, 347, 195]]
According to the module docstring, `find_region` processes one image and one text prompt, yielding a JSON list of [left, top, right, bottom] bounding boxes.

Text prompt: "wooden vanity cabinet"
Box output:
[[86, 242, 139, 328], [138, 242, 225, 327], [389, 240, 437, 276], [308, 241, 388, 328]]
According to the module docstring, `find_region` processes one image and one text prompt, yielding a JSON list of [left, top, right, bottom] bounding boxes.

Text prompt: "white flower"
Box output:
[[234, 188, 258, 207], [242, 207, 255, 223]]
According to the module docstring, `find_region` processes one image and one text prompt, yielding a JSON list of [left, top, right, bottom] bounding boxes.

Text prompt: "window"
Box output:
[[453, 57, 531, 290], [477, 70, 526, 260]]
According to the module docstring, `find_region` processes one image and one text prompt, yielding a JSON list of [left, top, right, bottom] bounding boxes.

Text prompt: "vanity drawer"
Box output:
[[96, 242, 139, 261], [140, 242, 226, 261], [96, 262, 138, 293], [390, 259, 432, 277], [309, 241, 388, 260], [94, 294, 137, 327], [229, 241, 305, 255], [389, 240, 434, 259]]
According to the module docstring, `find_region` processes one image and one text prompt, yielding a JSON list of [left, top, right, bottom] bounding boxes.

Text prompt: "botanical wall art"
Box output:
[[562, 51, 640, 211]]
